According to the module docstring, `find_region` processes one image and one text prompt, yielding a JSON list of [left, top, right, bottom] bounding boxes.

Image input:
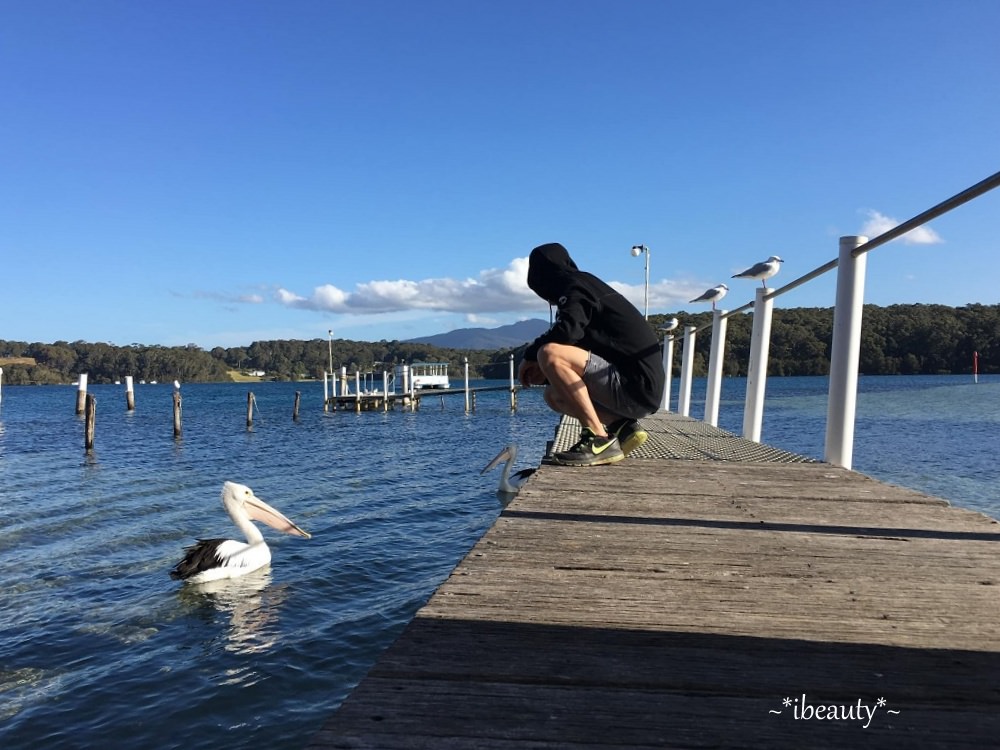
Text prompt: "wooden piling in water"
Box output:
[[172, 391, 182, 438], [246, 392, 254, 428], [75, 373, 88, 415], [293, 391, 301, 421], [84, 394, 96, 451], [125, 375, 135, 411]]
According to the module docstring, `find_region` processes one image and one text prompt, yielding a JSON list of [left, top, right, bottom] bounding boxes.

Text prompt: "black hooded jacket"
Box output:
[[523, 243, 665, 413]]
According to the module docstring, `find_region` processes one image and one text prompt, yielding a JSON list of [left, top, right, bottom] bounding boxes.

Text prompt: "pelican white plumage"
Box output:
[[690, 283, 729, 310], [481, 444, 535, 496], [170, 481, 311, 584], [733, 255, 783, 287]]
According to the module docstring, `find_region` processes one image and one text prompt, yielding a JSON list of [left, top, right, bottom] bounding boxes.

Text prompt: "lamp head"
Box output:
[[631, 245, 644, 257]]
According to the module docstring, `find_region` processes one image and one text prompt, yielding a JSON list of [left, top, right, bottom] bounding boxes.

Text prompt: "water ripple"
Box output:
[[0, 377, 995, 749]]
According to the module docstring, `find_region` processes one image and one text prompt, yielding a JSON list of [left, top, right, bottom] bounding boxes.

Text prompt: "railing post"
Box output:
[[704, 309, 728, 426], [825, 235, 868, 469], [509, 354, 517, 410], [659, 335, 675, 412], [463, 357, 470, 413], [742, 286, 775, 441], [678, 325, 696, 417]]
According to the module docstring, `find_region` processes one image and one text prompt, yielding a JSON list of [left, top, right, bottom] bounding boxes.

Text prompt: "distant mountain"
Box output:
[[405, 319, 549, 350]]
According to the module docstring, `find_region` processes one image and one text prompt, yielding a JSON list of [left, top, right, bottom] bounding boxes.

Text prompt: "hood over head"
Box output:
[[527, 243, 579, 303]]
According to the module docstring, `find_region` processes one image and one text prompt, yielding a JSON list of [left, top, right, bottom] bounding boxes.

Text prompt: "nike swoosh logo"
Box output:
[[591, 439, 616, 455]]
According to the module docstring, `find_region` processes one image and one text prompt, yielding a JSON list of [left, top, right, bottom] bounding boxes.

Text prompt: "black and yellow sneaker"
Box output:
[[553, 427, 625, 466], [608, 418, 648, 456]]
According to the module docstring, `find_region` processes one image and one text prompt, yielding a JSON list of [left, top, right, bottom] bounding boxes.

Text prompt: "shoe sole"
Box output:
[[620, 429, 648, 456], [552, 451, 626, 467]]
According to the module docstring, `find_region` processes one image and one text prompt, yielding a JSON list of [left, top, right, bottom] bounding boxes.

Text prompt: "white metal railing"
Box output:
[[661, 168, 1000, 469]]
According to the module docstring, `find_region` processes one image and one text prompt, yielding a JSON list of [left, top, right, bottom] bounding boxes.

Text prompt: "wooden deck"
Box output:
[[308, 412, 1000, 748]]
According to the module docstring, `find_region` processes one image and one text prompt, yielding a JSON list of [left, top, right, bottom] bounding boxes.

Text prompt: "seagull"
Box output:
[[659, 317, 679, 332], [481, 444, 535, 497], [690, 284, 729, 310], [170, 481, 311, 584], [733, 255, 783, 287]]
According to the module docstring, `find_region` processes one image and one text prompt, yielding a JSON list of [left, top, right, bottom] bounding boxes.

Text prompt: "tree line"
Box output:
[[1, 303, 996, 386]]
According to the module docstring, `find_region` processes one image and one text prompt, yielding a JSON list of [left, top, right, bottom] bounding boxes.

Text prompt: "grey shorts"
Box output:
[[582, 352, 652, 421]]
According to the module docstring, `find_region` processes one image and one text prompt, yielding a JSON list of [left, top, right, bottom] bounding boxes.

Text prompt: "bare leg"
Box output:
[[536, 343, 613, 437]]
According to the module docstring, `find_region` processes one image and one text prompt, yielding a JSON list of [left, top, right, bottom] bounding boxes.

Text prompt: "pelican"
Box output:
[[481, 444, 535, 495], [170, 481, 311, 584], [733, 255, 783, 287], [690, 283, 729, 310]]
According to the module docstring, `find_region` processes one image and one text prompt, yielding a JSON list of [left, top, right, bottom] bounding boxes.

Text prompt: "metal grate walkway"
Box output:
[[549, 411, 818, 463]]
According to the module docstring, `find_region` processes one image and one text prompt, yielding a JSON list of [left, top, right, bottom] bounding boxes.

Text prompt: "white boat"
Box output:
[[396, 362, 450, 390]]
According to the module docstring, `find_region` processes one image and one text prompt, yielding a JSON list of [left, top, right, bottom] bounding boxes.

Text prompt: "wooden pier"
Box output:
[[309, 412, 1000, 748], [326, 384, 518, 412]]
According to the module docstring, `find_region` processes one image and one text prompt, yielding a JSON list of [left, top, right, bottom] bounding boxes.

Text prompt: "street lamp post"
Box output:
[[327, 329, 334, 379], [631, 244, 650, 319]]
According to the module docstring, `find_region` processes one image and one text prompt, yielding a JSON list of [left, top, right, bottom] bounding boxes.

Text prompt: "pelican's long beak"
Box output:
[[481, 446, 512, 475], [245, 495, 311, 538]]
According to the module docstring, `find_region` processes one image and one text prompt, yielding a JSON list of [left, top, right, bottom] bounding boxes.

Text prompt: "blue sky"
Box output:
[[3, 1, 999, 349]]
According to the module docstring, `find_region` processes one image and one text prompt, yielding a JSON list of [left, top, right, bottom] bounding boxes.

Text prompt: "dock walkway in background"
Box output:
[[309, 412, 1000, 749], [325, 384, 517, 412]]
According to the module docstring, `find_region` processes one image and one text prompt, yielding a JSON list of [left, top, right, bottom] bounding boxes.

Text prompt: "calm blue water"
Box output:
[[1, 375, 997, 748]]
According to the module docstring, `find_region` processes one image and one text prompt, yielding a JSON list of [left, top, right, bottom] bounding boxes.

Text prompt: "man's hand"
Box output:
[[518, 359, 546, 387]]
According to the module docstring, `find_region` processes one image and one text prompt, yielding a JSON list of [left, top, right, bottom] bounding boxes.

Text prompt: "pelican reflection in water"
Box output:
[[178, 570, 289, 657], [481, 444, 536, 500], [171, 481, 311, 584]]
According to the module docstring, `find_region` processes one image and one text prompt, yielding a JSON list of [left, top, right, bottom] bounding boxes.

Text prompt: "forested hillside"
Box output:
[[1, 303, 996, 385]]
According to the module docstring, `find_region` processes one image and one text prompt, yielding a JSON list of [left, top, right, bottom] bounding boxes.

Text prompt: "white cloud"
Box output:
[[274, 257, 540, 314], [253, 257, 715, 324], [610, 279, 714, 311], [466, 313, 500, 326], [861, 209, 943, 245]]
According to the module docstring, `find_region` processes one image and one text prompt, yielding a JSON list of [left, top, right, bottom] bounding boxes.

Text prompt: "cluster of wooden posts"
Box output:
[[72, 374, 302, 454], [324, 384, 518, 413], [68, 370, 515, 453], [324, 356, 520, 413]]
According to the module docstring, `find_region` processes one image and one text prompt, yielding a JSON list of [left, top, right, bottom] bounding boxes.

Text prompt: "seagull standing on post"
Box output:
[[733, 256, 783, 287], [690, 284, 729, 310]]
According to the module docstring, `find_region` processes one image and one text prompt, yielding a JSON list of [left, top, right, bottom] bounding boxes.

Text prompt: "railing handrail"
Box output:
[[663, 168, 1000, 468], [677, 169, 1000, 336], [853, 168, 1000, 258]]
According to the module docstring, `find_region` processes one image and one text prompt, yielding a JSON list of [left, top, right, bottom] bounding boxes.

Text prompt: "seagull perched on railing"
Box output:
[[690, 284, 729, 310], [733, 256, 783, 287]]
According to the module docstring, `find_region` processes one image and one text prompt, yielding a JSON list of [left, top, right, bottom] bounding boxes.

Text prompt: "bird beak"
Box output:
[[245, 495, 311, 539], [481, 447, 511, 474]]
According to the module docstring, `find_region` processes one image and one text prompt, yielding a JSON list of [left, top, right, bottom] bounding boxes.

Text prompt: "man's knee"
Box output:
[[536, 342, 560, 368], [538, 343, 585, 373]]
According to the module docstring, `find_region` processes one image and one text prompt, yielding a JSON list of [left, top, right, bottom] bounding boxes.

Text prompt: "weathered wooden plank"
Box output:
[[309, 413, 1000, 749]]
